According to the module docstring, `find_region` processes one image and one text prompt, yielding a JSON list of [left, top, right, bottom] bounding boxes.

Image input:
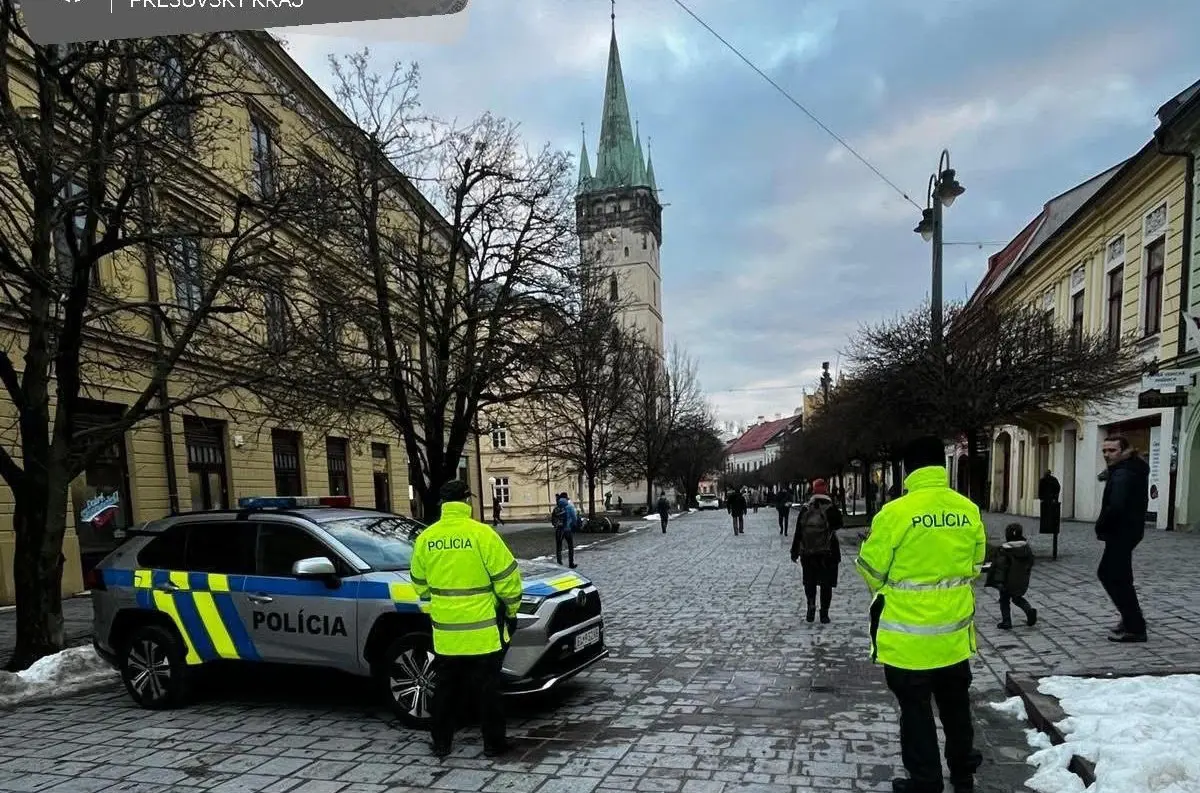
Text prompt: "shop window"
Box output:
[[271, 428, 302, 496], [70, 401, 133, 575], [371, 442, 391, 512], [326, 436, 349, 496], [184, 416, 228, 511]]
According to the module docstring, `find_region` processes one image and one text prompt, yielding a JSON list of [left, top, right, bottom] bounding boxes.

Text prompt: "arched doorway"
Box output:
[[993, 432, 1012, 513]]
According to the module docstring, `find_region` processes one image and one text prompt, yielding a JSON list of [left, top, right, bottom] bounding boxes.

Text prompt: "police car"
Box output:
[[89, 496, 608, 727]]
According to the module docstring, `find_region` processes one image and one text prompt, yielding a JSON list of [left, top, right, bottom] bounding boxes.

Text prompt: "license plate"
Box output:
[[574, 625, 600, 651]]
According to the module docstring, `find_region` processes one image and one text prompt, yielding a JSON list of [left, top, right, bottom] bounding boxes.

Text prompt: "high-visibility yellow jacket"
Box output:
[[410, 501, 524, 655], [855, 466, 987, 670]]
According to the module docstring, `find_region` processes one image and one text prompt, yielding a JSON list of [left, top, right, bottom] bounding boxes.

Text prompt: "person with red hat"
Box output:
[[790, 478, 843, 623]]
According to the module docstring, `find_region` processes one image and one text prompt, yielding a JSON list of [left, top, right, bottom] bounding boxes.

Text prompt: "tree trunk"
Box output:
[[585, 473, 597, 520], [644, 476, 653, 512], [6, 488, 68, 672]]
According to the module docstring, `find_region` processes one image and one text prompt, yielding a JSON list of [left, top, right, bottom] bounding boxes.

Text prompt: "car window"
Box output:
[[186, 522, 256, 575], [320, 516, 417, 571], [257, 524, 336, 577], [137, 525, 187, 569]]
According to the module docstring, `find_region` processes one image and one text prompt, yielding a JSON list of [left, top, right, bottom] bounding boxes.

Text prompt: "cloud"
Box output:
[[271, 0, 1200, 426]]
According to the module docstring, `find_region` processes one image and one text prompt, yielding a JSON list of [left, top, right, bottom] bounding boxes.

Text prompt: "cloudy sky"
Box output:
[[277, 0, 1200, 425]]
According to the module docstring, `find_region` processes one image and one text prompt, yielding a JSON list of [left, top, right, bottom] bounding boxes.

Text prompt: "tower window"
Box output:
[[609, 274, 618, 301], [624, 246, 629, 257], [642, 234, 647, 249]]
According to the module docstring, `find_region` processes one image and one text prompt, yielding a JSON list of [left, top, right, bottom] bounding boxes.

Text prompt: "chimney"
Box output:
[[775, 412, 782, 419], [756, 415, 765, 424]]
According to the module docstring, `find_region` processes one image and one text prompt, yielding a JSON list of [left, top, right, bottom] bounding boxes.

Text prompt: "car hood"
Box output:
[[516, 559, 591, 597]]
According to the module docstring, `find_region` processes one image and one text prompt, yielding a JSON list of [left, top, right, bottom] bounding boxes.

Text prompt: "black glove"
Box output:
[[505, 616, 519, 637]]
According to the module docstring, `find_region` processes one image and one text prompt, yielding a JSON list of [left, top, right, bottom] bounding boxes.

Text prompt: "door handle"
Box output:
[[156, 581, 181, 592], [248, 594, 273, 604]]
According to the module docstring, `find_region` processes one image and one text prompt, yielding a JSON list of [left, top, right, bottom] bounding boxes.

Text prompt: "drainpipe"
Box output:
[[128, 48, 181, 515], [1154, 126, 1195, 531]]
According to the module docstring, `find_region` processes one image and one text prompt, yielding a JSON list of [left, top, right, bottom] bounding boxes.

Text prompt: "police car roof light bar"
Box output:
[[237, 495, 351, 509]]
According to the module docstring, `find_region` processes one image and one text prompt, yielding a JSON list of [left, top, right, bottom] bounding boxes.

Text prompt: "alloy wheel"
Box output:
[[389, 646, 437, 720], [126, 638, 172, 702]]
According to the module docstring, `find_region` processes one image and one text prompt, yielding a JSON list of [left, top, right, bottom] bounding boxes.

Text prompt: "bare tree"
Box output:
[[292, 52, 577, 517], [661, 413, 725, 509], [0, 21, 326, 668], [613, 341, 704, 509], [513, 266, 639, 519], [845, 300, 1146, 504]]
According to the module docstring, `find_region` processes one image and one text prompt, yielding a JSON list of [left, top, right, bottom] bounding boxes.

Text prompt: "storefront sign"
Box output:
[[1141, 370, 1194, 390], [1149, 428, 1162, 513], [80, 491, 120, 526], [1137, 390, 1189, 409]]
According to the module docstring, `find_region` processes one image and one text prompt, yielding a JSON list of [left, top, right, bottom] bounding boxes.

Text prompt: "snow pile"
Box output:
[[643, 512, 688, 521], [993, 675, 1200, 792], [0, 646, 117, 705]]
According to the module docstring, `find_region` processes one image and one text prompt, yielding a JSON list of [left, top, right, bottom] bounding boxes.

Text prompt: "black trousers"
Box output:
[[999, 592, 1033, 623], [884, 660, 980, 791], [430, 651, 505, 748], [803, 581, 831, 613], [555, 528, 575, 566], [777, 511, 789, 534], [732, 515, 744, 534], [660, 514, 669, 532], [1097, 538, 1145, 634]]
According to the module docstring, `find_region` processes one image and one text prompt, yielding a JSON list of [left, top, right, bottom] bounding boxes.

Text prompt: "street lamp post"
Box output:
[[914, 149, 965, 351]]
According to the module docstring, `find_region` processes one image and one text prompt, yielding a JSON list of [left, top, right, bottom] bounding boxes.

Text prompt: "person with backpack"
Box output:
[[551, 493, 578, 568], [656, 493, 671, 533], [790, 479, 843, 622], [986, 522, 1038, 630]]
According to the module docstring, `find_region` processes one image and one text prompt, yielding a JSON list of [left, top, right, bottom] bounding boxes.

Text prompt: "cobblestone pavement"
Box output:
[[0, 509, 1045, 792]]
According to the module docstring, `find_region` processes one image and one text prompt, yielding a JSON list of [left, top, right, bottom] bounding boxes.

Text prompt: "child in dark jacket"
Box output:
[[986, 523, 1038, 629]]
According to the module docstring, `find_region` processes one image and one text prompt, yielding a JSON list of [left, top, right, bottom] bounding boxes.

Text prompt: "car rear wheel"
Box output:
[[379, 632, 438, 729], [120, 623, 191, 709]]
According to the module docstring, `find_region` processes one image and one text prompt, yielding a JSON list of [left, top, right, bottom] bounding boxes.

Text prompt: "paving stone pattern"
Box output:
[[0, 509, 1053, 792]]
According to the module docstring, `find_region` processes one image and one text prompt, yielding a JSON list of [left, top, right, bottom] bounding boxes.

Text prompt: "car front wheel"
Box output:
[[379, 632, 439, 729], [120, 623, 191, 709]]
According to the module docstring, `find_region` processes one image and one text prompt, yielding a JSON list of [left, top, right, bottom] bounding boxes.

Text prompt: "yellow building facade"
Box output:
[[974, 140, 1188, 527], [480, 412, 580, 522], [0, 30, 482, 605]]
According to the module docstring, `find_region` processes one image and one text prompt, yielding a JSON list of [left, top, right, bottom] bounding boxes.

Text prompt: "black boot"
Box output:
[[806, 602, 816, 623], [1025, 607, 1038, 626], [820, 611, 830, 624]]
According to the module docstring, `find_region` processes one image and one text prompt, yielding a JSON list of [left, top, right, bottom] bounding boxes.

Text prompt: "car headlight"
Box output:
[[518, 595, 546, 615]]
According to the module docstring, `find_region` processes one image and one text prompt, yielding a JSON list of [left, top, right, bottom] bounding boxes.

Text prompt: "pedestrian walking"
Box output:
[[656, 493, 671, 533], [775, 490, 791, 535], [1037, 469, 1060, 535], [492, 498, 503, 526], [727, 489, 747, 535], [1096, 434, 1149, 642], [790, 479, 842, 623], [409, 480, 523, 758], [551, 493, 579, 568], [985, 523, 1038, 629], [855, 436, 986, 793]]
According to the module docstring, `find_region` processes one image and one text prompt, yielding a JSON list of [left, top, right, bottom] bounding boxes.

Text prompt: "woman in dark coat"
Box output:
[[790, 479, 843, 623]]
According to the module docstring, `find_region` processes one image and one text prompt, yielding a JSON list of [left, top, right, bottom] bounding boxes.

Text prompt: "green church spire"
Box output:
[[646, 141, 657, 192], [593, 23, 641, 189], [577, 123, 592, 192], [633, 121, 647, 184]]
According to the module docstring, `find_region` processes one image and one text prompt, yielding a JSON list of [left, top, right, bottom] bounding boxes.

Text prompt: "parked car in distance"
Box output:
[[697, 494, 720, 510]]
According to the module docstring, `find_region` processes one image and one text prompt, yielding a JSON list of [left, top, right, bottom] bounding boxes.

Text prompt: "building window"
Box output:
[[265, 286, 289, 353], [490, 424, 508, 449], [158, 46, 193, 142], [1070, 291, 1084, 349], [69, 400, 134, 576], [54, 179, 92, 281], [609, 273, 618, 302], [326, 436, 349, 496], [1143, 237, 1165, 336], [250, 115, 276, 199], [184, 416, 227, 511], [318, 302, 342, 352], [624, 246, 629, 257], [492, 476, 510, 505], [271, 429, 302, 496], [1106, 266, 1123, 345], [167, 236, 202, 311], [371, 442, 390, 512]]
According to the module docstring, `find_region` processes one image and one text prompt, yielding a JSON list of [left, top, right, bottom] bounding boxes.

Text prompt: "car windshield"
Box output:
[[321, 516, 422, 571]]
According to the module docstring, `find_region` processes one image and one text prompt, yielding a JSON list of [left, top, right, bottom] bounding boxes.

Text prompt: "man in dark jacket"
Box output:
[[1096, 435, 1150, 642], [728, 489, 747, 535], [656, 493, 671, 533], [775, 490, 791, 535], [790, 479, 842, 623], [1038, 470, 1061, 535]]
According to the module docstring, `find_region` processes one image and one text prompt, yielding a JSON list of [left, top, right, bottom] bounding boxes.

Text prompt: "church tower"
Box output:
[[576, 13, 664, 353]]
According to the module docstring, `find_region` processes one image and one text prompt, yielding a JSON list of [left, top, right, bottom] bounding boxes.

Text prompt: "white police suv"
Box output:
[[90, 496, 607, 727]]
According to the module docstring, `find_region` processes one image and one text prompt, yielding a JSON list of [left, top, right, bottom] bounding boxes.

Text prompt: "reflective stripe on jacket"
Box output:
[[409, 501, 524, 655], [855, 466, 986, 671]]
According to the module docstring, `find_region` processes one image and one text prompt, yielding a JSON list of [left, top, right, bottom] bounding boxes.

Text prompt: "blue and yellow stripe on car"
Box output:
[[107, 568, 261, 665], [522, 573, 589, 598]]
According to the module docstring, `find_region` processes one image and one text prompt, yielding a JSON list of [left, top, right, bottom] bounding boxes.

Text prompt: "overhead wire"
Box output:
[[669, 0, 922, 211]]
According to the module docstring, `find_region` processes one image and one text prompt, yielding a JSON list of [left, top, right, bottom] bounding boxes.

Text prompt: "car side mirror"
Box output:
[[292, 556, 337, 582]]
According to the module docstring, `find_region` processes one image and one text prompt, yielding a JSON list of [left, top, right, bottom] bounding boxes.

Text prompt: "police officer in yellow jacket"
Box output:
[[410, 480, 524, 758], [856, 436, 987, 793]]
